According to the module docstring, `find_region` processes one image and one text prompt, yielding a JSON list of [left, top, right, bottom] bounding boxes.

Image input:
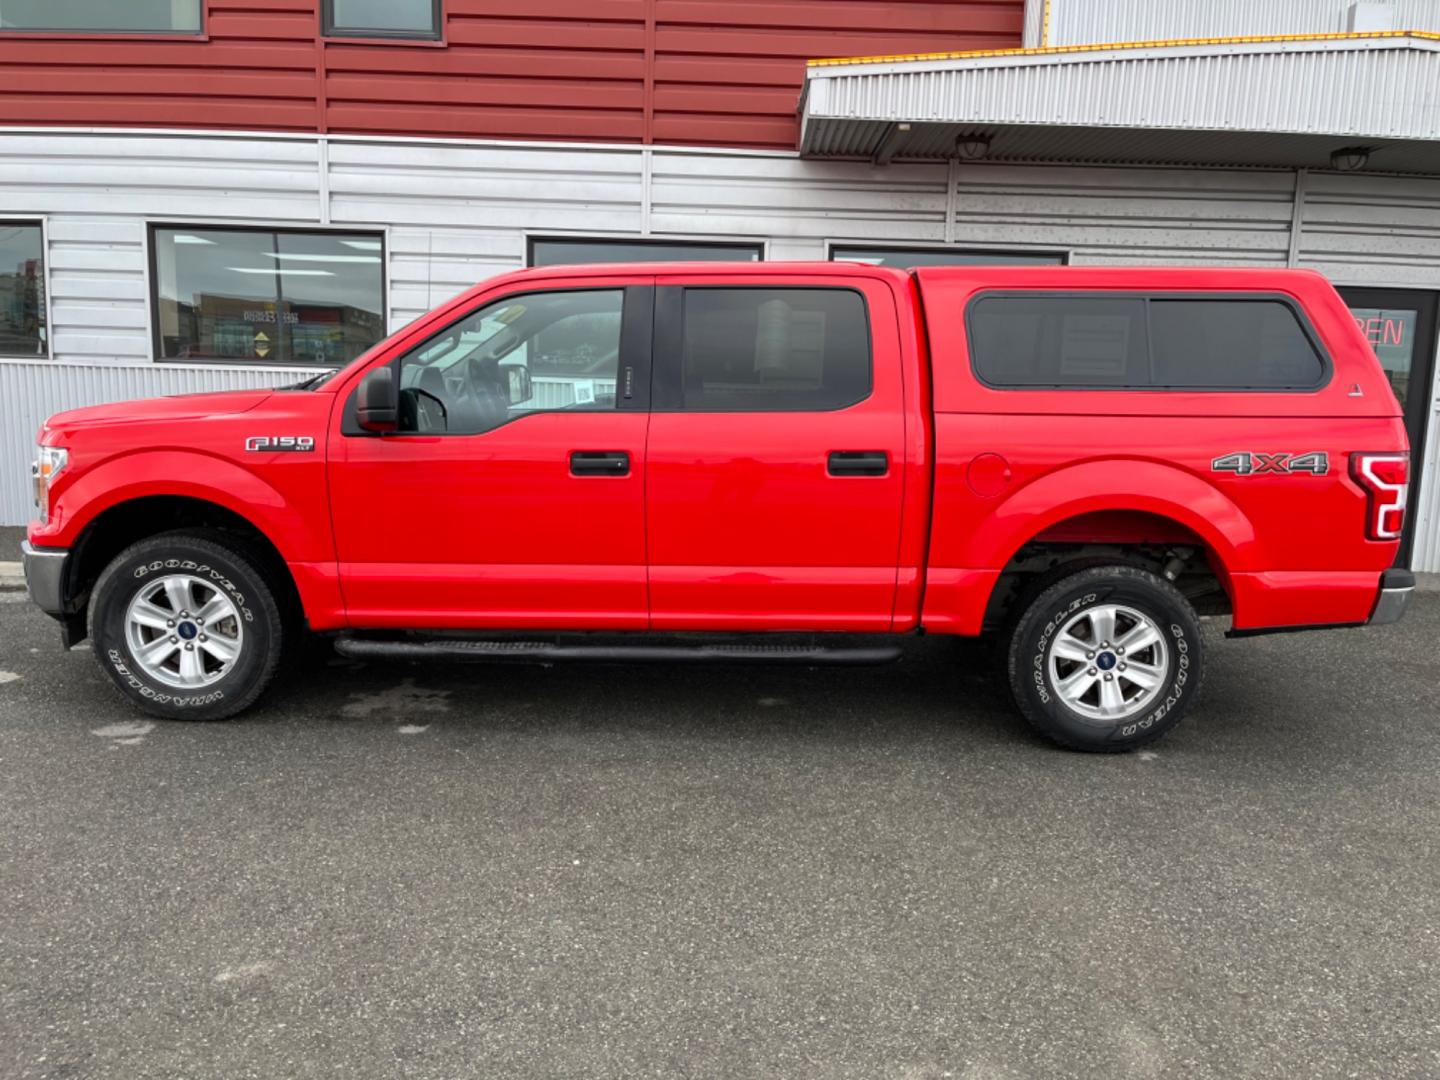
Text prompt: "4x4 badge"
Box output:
[[245, 436, 315, 453], [1211, 451, 1328, 476]]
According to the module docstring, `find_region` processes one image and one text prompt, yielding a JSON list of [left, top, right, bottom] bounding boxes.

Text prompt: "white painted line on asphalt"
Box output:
[[0, 671, 19, 685], [397, 724, 430, 735]]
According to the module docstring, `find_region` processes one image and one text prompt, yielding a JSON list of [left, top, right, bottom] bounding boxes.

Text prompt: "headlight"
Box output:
[[32, 445, 67, 525]]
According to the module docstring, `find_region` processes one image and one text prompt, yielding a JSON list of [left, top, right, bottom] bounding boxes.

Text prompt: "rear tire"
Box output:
[[88, 531, 286, 721], [1006, 564, 1204, 752]]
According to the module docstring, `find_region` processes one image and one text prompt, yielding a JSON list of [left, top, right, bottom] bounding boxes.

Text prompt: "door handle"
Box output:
[[570, 451, 630, 477], [827, 451, 889, 477]]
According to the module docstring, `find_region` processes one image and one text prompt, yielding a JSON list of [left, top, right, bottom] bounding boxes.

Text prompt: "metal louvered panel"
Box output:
[[804, 38, 1440, 153], [1048, 0, 1440, 48], [1414, 396, 1440, 573], [0, 360, 319, 526]]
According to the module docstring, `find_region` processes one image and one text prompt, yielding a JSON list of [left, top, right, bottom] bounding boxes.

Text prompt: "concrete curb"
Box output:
[[1418, 572, 1440, 593]]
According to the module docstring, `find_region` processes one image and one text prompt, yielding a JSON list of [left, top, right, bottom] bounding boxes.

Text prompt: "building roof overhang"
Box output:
[[799, 32, 1440, 174]]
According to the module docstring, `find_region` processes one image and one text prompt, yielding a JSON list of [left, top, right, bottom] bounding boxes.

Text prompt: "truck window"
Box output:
[[396, 289, 623, 434], [968, 293, 1327, 390], [675, 288, 870, 411], [1149, 300, 1324, 388], [968, 296, 1148, 387]]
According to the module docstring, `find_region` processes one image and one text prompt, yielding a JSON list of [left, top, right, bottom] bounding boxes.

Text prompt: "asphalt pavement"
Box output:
[[1, 591, 1438, 1079]]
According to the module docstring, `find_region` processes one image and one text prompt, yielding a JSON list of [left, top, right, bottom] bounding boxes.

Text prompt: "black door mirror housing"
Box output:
[[357, 366, 398, 433]]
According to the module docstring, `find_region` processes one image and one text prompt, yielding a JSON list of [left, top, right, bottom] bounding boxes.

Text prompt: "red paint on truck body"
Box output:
[[30, 263, 1407, 638]]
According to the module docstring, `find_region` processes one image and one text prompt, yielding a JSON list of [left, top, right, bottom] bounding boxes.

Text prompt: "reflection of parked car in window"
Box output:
[[23, 263, 1414, 752]]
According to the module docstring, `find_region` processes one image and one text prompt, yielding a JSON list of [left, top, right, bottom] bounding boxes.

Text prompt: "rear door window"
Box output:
[[668, 287, 871, 411]]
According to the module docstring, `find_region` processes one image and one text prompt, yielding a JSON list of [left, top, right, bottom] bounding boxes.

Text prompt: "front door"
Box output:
[[328, 281, 654, 628], [1338, 287, 1437, 567], [644, 275, 909, 631]]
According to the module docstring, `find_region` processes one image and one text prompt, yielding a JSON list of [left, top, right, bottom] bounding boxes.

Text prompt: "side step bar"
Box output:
[[333, 636, 903, 666]]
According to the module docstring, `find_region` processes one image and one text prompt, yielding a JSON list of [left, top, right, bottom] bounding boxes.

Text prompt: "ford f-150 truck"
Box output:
[[23, 263, 1414, 751]]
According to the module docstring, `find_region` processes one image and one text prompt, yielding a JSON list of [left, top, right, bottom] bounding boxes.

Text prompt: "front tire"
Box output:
[[89, 532, 286, 721], [1006, 564, 1204, 752]]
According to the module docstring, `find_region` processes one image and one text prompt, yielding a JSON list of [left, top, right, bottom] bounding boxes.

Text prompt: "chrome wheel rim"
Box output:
[[1048, 603, 1169, 722], [124, 574, 243, 689]]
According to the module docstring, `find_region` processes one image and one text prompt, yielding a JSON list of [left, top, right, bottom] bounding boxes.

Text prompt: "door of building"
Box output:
[[1338, 288, 1437, 568]]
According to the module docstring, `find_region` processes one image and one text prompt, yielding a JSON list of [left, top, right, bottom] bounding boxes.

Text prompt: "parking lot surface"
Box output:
[[1, 591, 1438, 1079]]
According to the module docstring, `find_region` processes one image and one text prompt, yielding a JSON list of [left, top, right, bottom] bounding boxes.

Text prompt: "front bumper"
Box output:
[[20, 541, 70, 616], [1369, 568, 1414, 626]]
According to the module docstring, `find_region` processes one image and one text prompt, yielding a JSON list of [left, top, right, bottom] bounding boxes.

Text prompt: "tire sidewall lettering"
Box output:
[[106, 647, 225, 707], [132, 560, 254, 623]]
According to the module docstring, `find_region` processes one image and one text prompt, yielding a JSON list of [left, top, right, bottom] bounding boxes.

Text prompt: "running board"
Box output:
[[333, 636, 903, 666]]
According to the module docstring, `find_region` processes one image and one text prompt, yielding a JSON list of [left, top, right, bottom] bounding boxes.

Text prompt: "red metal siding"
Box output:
[[0, 0, 1021, 149]]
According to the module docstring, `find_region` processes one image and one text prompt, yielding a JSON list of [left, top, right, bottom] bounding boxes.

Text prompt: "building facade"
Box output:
[[2, 0, 1439, 570]]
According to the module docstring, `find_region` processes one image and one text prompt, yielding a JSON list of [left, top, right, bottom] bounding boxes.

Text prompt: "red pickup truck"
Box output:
[[23, 263, 1413, 751]]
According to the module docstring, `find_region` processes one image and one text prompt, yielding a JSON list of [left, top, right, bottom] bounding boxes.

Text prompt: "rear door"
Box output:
[[645, 273, 908, 630]]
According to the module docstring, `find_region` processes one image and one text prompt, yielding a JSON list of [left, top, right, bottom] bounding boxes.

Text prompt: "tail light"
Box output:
[[1350, 452, 1409, 541]]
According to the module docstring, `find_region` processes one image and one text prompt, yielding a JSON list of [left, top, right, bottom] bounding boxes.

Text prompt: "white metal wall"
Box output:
[[2, 129, 1439, 570], [1047, 0, 1440, 46]]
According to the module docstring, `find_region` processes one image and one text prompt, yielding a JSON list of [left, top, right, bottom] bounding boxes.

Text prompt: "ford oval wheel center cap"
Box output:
[[1095, 651, 1117, 671]]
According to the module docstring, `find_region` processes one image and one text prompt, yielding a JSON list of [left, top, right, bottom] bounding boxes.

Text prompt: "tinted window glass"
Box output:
[[832, 246, 1063, 268], [0, 221, 46, 357], [531, 239, 761, 266], [152, 227, 385, 365], [1150, 300, 1324, 388], [325, 0, 439, 37], [1, 0, 201, 31], [397, 290, 623, 434], [678, 288, 870, 411], [969, 296, 1147, 387]]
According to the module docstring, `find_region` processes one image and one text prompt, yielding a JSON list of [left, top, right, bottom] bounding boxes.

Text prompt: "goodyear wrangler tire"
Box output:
[[89, 532, 286, 721], [1006, 565, 1204, 752]]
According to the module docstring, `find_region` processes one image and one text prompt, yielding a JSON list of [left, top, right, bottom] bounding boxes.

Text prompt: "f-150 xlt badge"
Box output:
[[1211, 451, 1328, 476], [245, 436, 315, 453]]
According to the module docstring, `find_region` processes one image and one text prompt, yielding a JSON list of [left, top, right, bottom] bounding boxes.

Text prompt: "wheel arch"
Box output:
[[925, 460, 1254, 634], [66, 495, 305, 639]]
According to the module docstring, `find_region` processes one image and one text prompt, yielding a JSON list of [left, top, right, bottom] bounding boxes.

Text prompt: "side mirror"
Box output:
[[504, 365, 533, 406], [357, 366, 398, 432]]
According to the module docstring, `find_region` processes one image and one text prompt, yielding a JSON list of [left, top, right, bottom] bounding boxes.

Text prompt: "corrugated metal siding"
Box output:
[[952, 163, 1297, 265], [803, 38, 1440, 152], [0, 0, 1024, 152], [1049, 0, 1440, 47], [0, 360, 318, 525], [1297, 171, 1440, 286], [1413, 387, 1440, 572]]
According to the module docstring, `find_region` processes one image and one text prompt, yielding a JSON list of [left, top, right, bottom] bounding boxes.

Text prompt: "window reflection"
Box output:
[[151, 227, 385, 365], [0, 221, 46, 357]]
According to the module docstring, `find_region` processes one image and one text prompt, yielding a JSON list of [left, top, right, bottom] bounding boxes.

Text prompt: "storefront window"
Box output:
[[323, 0, 441, 39], [529, 238, 763, 266], [1349, 307, 1418, 408], [0, 0, 202, 33], [831, 245, 1065, 268], [0, 221, 46, 357], [150, 227, 385, 366]]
